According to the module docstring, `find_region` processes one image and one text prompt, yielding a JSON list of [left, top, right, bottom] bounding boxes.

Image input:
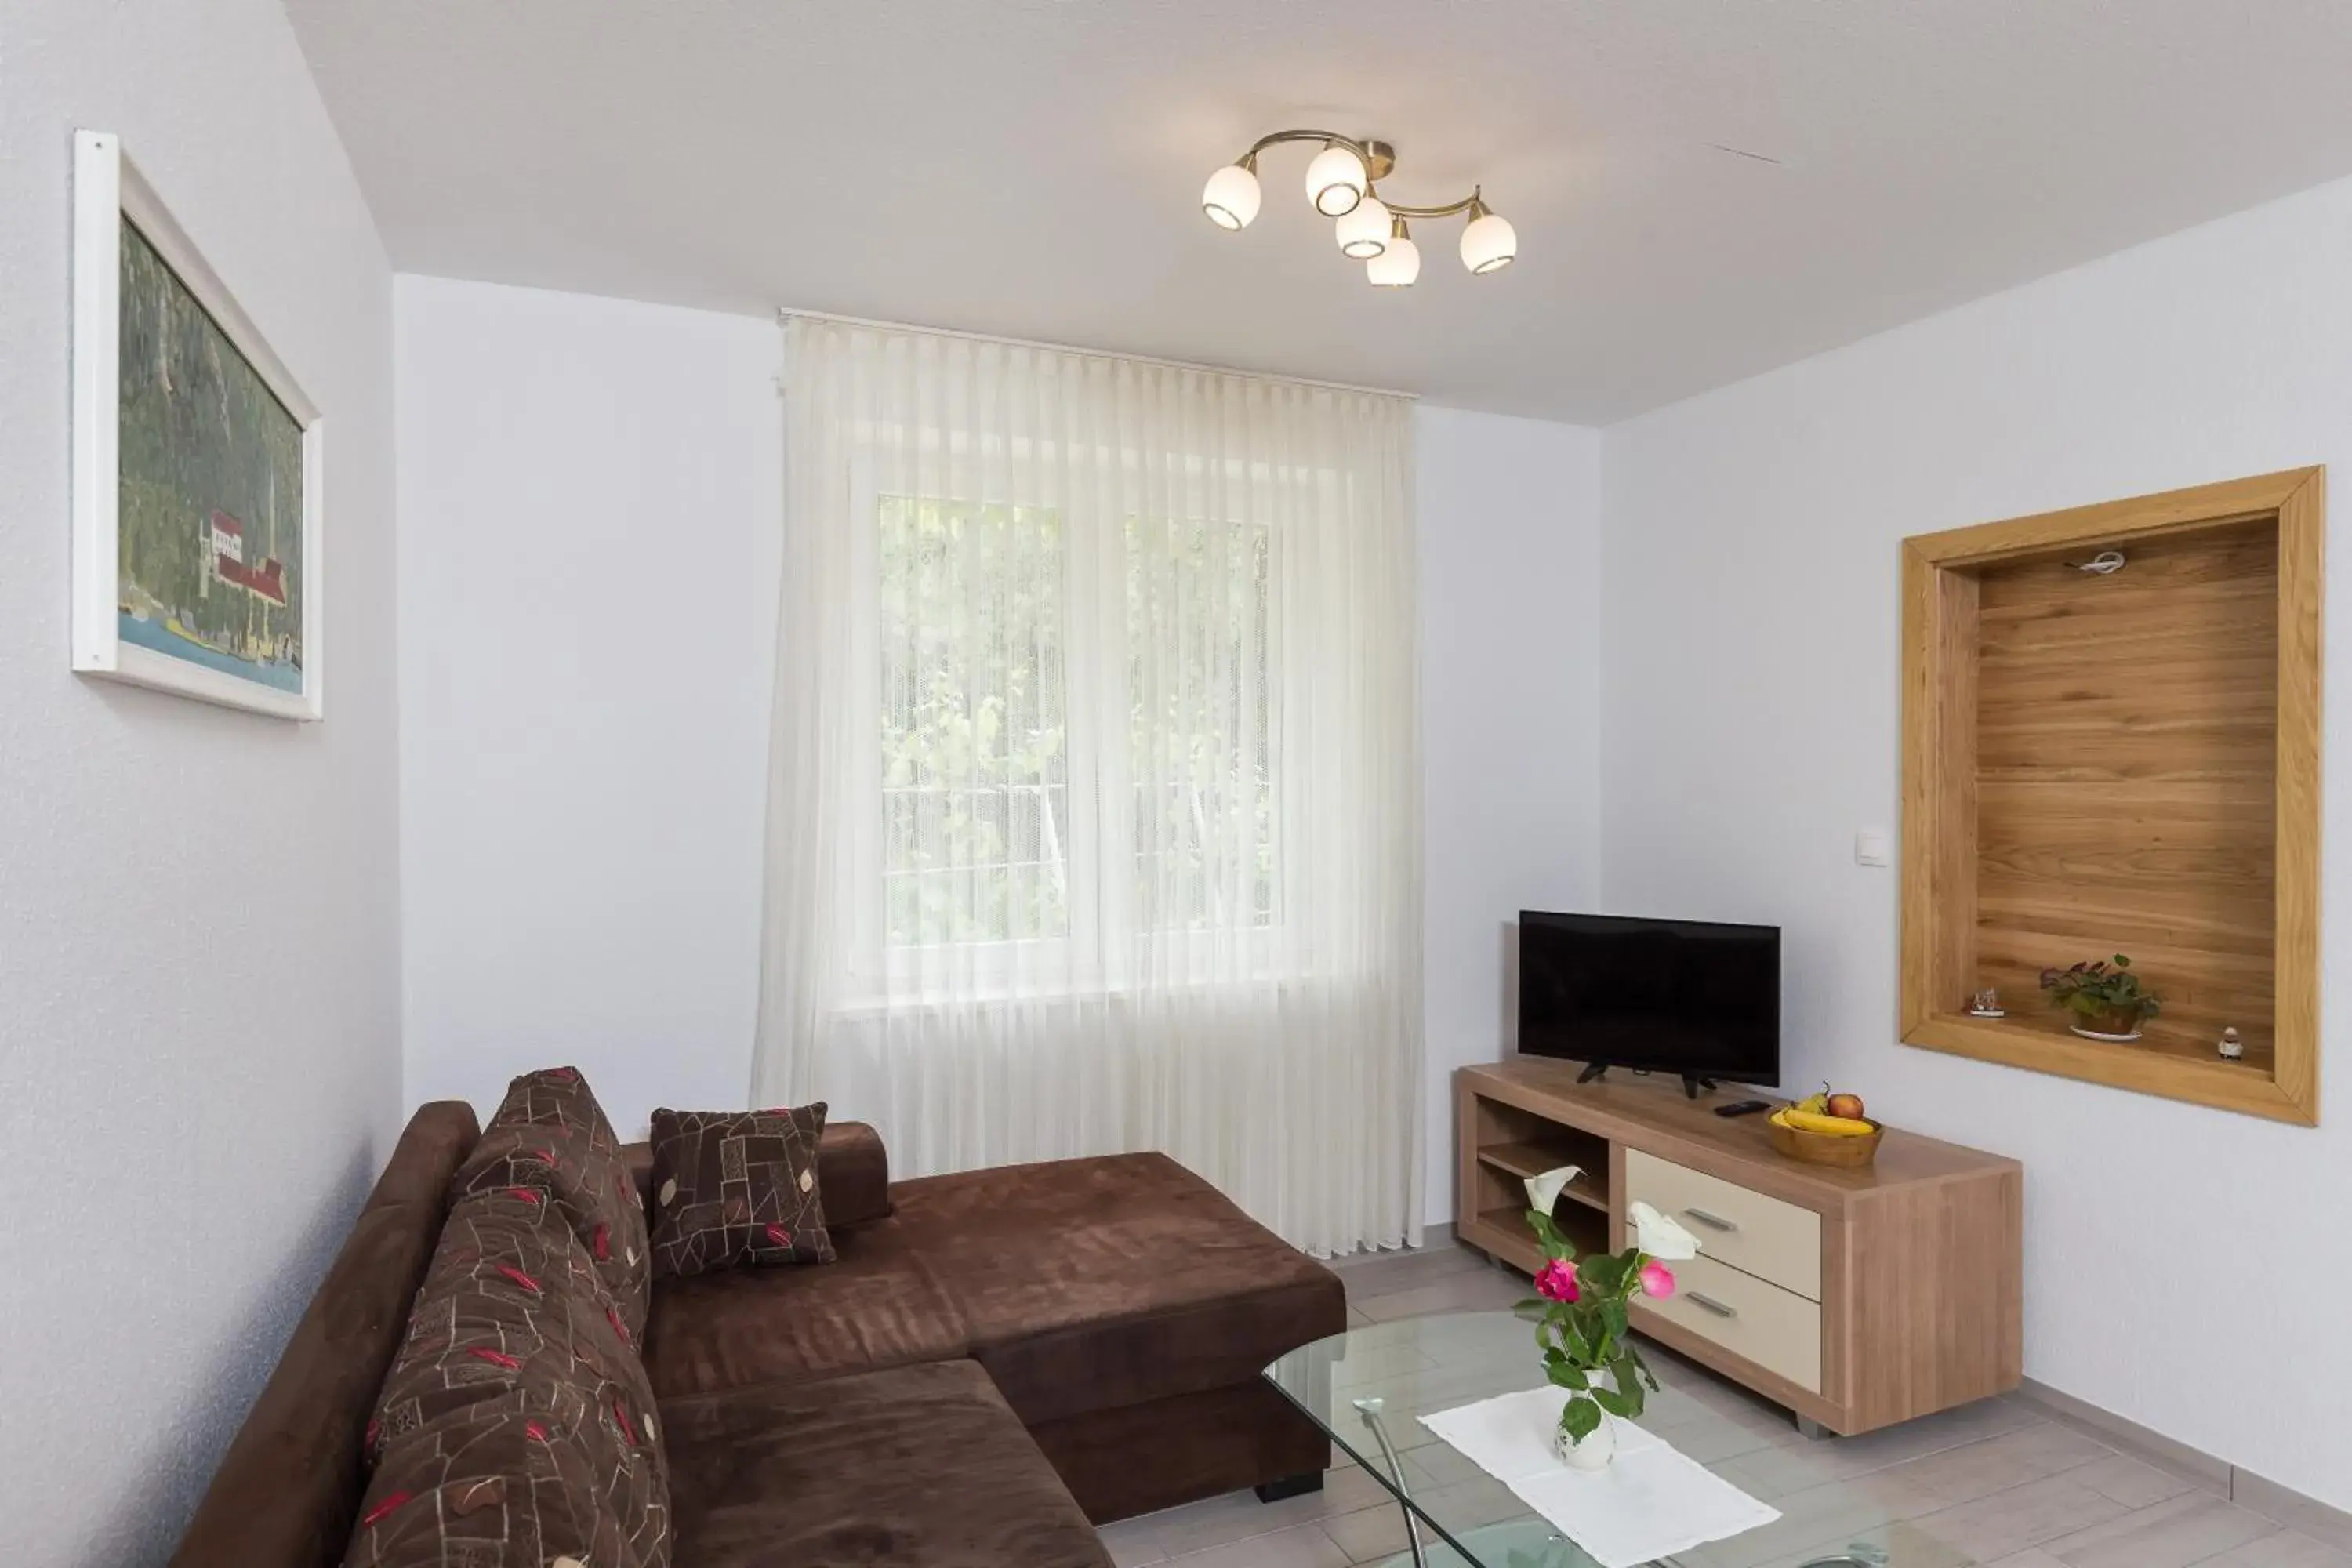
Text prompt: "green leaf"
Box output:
[[1559, 1396, 1603, 1442], [1592, 1385, 1634, 1417], [1526, 1209, 1568, 1252], [1580, 1252, 1628, 1294], [1602, 1299, 1629, 1341], [1546, 1361, 1592, 1392], [1612, 1352, 1647, 1418]]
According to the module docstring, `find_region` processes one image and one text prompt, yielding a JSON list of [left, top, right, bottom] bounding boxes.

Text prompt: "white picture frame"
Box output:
[[71, 129, 325, 720]]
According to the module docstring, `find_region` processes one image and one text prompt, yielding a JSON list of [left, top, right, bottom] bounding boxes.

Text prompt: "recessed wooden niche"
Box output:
[[1900, 468, 2322, 1124]]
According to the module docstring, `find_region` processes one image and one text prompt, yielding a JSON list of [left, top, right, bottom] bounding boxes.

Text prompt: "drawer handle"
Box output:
[[1688, 1292, 1738, 1319], [1683, 1207, 1740, 1233]]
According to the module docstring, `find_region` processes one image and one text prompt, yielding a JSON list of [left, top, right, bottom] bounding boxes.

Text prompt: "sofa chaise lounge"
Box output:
[[169, 1093, 1346, 1566]]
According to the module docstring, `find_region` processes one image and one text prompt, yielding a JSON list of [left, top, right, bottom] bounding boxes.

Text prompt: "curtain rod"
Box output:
[[775, 307, 1417, 402]]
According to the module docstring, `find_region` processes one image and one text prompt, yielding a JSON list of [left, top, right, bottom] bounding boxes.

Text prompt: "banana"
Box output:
[[1781, 1108, 1876, 1137], [1794, 1091, 1828, 1116]]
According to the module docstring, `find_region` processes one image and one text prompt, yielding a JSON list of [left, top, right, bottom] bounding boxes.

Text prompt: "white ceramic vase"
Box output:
[[1552, 1368, 1621, 1472], [1552, 1410, 1617, 1471]]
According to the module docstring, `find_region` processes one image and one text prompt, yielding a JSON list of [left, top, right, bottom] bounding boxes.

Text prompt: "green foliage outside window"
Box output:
[[877, 497, 1274, 948]]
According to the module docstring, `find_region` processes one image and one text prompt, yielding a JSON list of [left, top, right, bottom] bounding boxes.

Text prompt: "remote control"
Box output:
[[1713, 1098, 1772, 1117]]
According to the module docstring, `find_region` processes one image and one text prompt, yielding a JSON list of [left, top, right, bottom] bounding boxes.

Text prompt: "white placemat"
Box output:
[[1418, 1386, 1780, 1568]]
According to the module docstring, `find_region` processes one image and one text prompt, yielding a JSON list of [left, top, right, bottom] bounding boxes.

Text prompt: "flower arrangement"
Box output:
[[1515, 1174, 1701, 1463], [2039, 953, 2161, 1036]]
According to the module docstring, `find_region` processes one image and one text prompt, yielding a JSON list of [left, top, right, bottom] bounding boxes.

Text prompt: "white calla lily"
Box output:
[[1628, 1200, 1700, 1261], [1523, 1166, 1583, 1214]]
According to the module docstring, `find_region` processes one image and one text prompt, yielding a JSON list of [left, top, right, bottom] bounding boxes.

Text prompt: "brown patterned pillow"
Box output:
[[647, 1105, 835, 1279], [454, 1067, 652, 1338], [356, 1191, 669, 1568]]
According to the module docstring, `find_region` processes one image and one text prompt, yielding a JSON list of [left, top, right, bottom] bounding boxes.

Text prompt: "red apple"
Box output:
[[1826, 1092, 1867, 1120]]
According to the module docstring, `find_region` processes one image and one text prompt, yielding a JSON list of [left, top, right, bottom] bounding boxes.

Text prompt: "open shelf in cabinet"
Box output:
[[1460, 1087, 1615, 1272]]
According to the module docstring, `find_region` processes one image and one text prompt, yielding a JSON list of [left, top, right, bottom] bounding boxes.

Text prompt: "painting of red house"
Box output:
[[209, 511, 288, 606]]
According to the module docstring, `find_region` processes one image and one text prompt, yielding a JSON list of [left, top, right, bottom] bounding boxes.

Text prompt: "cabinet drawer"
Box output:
[[1640, 1251, 1822, 1393], [1624, 1149, 1822, 1301]]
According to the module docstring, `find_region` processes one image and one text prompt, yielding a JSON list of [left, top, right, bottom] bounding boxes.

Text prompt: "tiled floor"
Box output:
[[1094, 1240, 2347, 1568]]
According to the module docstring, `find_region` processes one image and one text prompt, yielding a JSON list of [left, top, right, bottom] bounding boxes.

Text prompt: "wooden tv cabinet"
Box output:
[[1456, 1059, 2023, 1436]]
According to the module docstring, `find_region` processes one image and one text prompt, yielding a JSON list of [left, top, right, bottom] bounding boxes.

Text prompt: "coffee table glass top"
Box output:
[[1262, 1310, 1973, 1568]]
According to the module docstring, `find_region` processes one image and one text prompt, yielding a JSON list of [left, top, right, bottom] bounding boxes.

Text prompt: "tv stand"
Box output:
[[1573, 1062, 1717, 1099], [1455, 1058, 2022, 1436]]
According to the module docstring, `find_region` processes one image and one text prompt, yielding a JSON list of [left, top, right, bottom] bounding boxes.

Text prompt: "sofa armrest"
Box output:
[[624, 1120, 892, 1232]]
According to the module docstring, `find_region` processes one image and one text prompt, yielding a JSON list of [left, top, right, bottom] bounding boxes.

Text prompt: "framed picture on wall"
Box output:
[[71, 129, 324, 720]]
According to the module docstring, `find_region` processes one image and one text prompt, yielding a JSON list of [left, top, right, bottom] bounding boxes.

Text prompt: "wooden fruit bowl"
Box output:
[[1769, 1113, 1884, 1168]]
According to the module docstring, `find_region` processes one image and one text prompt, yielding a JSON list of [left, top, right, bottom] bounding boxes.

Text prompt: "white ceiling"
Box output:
[[286, 0, 2352, 423]]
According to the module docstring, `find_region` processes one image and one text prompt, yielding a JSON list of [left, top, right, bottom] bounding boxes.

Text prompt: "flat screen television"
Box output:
[[1516, 911, 1780, 1094]]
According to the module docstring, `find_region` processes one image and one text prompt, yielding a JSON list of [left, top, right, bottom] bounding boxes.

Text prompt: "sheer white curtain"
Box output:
[[752, 316, 1423, 1254]]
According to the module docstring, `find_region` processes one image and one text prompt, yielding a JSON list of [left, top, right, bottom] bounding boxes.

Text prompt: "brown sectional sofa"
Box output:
[[172, 1095, 1346, 1566]]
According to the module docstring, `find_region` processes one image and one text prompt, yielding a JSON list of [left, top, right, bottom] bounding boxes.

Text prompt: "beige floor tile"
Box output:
[[1141, 1466, 1399, 1557], [1716, 1410, 2071, 1502], [2066, 1453, 2200, 1509], [1980, 1550, 2071, 1568], [1160, 1521, 1351, 1568], [1879, 1421, 2114, 1508], [1909, 1475, 2135, 1561], [1330, 1243, 1488, 1300], [1755, 1518, 1976, 1568], [1352, 1269, 1530, 1324], [1395, 1439, 1483, 1488], [1098, 1516, 1174, 1566], [2041, 1490, 2279, 1568], [2198, 1531, 2352, 1568], [1639, 1385, 1808, 1466], [1680, 1470, 1942, 1568], [1318, 1475, 1523, 1563]]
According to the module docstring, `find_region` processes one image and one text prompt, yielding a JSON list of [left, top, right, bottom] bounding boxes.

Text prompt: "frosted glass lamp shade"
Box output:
[[1334, 198, 1392, 259], [1367, 232, 1421, 287], [1201, 162, 1261, 230], [1305, 143, 1367, 216], [1460, 211, 1518, 274]]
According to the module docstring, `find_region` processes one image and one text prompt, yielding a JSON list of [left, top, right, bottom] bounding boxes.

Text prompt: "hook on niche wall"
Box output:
[[2063, 550, 2127, 575]]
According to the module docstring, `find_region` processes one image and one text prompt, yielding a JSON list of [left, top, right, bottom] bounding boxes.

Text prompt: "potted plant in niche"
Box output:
[[1514, 1178, 1700, 1472], [2039, 953, 2161, 1041]]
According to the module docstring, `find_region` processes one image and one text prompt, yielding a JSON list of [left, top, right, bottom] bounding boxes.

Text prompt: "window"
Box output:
[[877, 496, 1069, 947], [1127, 517, 1274, 934], [873, 498, 1275, 958]]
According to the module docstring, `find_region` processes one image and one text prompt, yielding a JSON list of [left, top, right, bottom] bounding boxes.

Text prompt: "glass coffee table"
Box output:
[[1263, 1311, 1969, 1568]]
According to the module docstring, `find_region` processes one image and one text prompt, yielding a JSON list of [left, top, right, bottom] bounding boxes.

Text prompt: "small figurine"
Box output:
[[2218, 1026, 2245, 1061], [1968, 987, 2005, 1018]]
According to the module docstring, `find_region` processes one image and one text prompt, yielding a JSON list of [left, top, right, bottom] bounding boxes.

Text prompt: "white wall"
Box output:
[[393, 278, 1607, 1221], [0, 2, 403, 1562], [1418, 408, 1605, 1223], [395, 277, 784, 1129], [1602, 173, 2352, 1510]]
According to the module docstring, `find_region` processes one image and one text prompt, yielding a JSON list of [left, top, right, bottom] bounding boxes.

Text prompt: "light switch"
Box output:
[[1855, 829, 1893, 867]]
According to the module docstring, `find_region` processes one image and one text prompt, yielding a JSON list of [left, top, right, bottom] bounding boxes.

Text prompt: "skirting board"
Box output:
[[2016, 1378, 2352, 1551]]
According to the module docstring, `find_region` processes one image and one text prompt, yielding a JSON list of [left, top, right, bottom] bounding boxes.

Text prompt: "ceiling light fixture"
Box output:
[[1200, 130, 1516, 287], [1304, 142, 1369, 216], [1201, 154, 1262, 230], [1367, 218, 1421, 287], [1334, 196, 1392, 259]]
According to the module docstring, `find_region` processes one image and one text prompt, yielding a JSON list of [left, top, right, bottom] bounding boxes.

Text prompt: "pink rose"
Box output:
[[1638, 1261, 1676, 1299], [1535, 1259, 1581, 1302]]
